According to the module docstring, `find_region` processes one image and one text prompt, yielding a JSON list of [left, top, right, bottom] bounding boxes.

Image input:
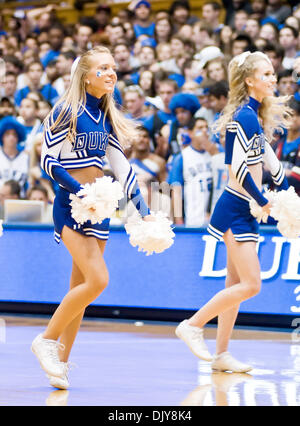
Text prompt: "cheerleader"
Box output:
[[31, 46, 151, 389], [176, 51, 292, 373]]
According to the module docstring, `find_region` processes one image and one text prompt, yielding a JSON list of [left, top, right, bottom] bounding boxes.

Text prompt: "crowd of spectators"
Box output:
[[0, 0, 299, 226]]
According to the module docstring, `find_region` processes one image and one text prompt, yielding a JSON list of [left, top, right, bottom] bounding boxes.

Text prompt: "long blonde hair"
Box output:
[[215, 52, 292, 141], [44, 46, 139, 148]]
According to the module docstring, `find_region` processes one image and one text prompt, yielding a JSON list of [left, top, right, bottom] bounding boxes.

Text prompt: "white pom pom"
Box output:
[[124, 211, 175, 256], [250, 187, 300, 239], [69, 176, 124, 225], [0, 220, 3, 237], [270, 187, 300, 239]]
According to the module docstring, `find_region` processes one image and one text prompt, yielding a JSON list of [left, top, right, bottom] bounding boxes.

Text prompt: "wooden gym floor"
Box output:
[[0, 315, 299, 406]]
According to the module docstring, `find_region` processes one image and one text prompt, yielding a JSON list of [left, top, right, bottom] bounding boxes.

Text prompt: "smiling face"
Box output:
[[245, 59, 277, 101], [85, 52, 117, 98]]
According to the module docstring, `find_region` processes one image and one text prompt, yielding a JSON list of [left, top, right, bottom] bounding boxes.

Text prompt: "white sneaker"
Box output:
[[31, 334, 65, 378], [211, 352, 252, 373], [175, 320, 213, 361], [47, 362, 73, 390]]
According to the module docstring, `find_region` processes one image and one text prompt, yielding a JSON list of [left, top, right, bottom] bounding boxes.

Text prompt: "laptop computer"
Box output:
[[4, 200, 44, 223]]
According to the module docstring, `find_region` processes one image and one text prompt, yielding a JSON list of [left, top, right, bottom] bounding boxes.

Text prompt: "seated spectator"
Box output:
[[266, 0, 291, 25], [285, 16, 300, 31], [130, 127, 167, 186], [0, 179, 21, 220], [54, 50, 77, 96], [143, 79, 178, 148], [245, 18, 261, 42], [205, 58, 228, 82], [36, 99, 51, 122], [0, 72, 17, 105], [14, 61, 59, 107], [263, 43, 284, 74], [95, 4, 112, 33], [159, 92, 200, 160], [106, 22, 126, 48], [27, 184, 53, 223], [259, 22, 279, 44], [153, 35, 187, 74], [74, 24, 93, 54], [139, 70, 156, 97], [130, 1, 155, 39], [233, 10, 249, 34], [0, 97, 16, 119], [26, 5, 56, 34], [125, 126, 170, 219], [177, 24, 194, 42], [279, 26, 299, 70], [182, 58, 204, 85], [17, 97, 41, 152], [40, 24, 65, 68], [267, 99, 300, 195], [154, 17, 173, 44], [222, 0, 253, 28], [114, 42, 140, 82], [169, 0, 199, 32], [204, 80, 229, 149], [194, 79, 216, 125], [251, 0, 267, 21], [276, 69, 297, 97], [3, 55, 23, 90], [138, 45, 157, 71], [207, 80, 229, 132], [156, 42, 172, 63], [192, 22, 217, 52], [202, 2, 224, 34], [168, 117, 217, 226], [231, 34, 255, 56], [0, 116, 29, 197], [123, 85, 149, 126]]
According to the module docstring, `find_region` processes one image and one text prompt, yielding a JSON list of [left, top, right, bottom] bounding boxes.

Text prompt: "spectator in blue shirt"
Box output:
[[131, 1, 156, 39], [14, 61, 59, 107], [40, 25, 65, 68], [143, 79, 178, 148]]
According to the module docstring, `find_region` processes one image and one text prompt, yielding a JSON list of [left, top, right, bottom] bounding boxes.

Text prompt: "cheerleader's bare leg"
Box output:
[[189, 229, 261, 328], [215, 234, 241, 355], [43, 227, 109, 342], [58, 240, 107, 362]]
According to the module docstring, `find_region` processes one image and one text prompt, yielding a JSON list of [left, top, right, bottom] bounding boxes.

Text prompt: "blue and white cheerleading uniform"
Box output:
[[41, 92, 150, 243], [208, 96, 288, 243]]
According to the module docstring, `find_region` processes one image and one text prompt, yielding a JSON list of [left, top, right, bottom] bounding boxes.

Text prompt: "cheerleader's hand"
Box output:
[[80, 193, 96, 213], [262, 201, 272, 217], [143, 214, 156, 222]]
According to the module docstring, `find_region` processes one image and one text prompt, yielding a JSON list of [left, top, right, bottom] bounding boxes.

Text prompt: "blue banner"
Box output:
[[0, 224, 299, 316]]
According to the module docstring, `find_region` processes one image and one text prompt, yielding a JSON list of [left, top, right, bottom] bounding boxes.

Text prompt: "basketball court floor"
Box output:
[[0, 315, 299, 406]]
